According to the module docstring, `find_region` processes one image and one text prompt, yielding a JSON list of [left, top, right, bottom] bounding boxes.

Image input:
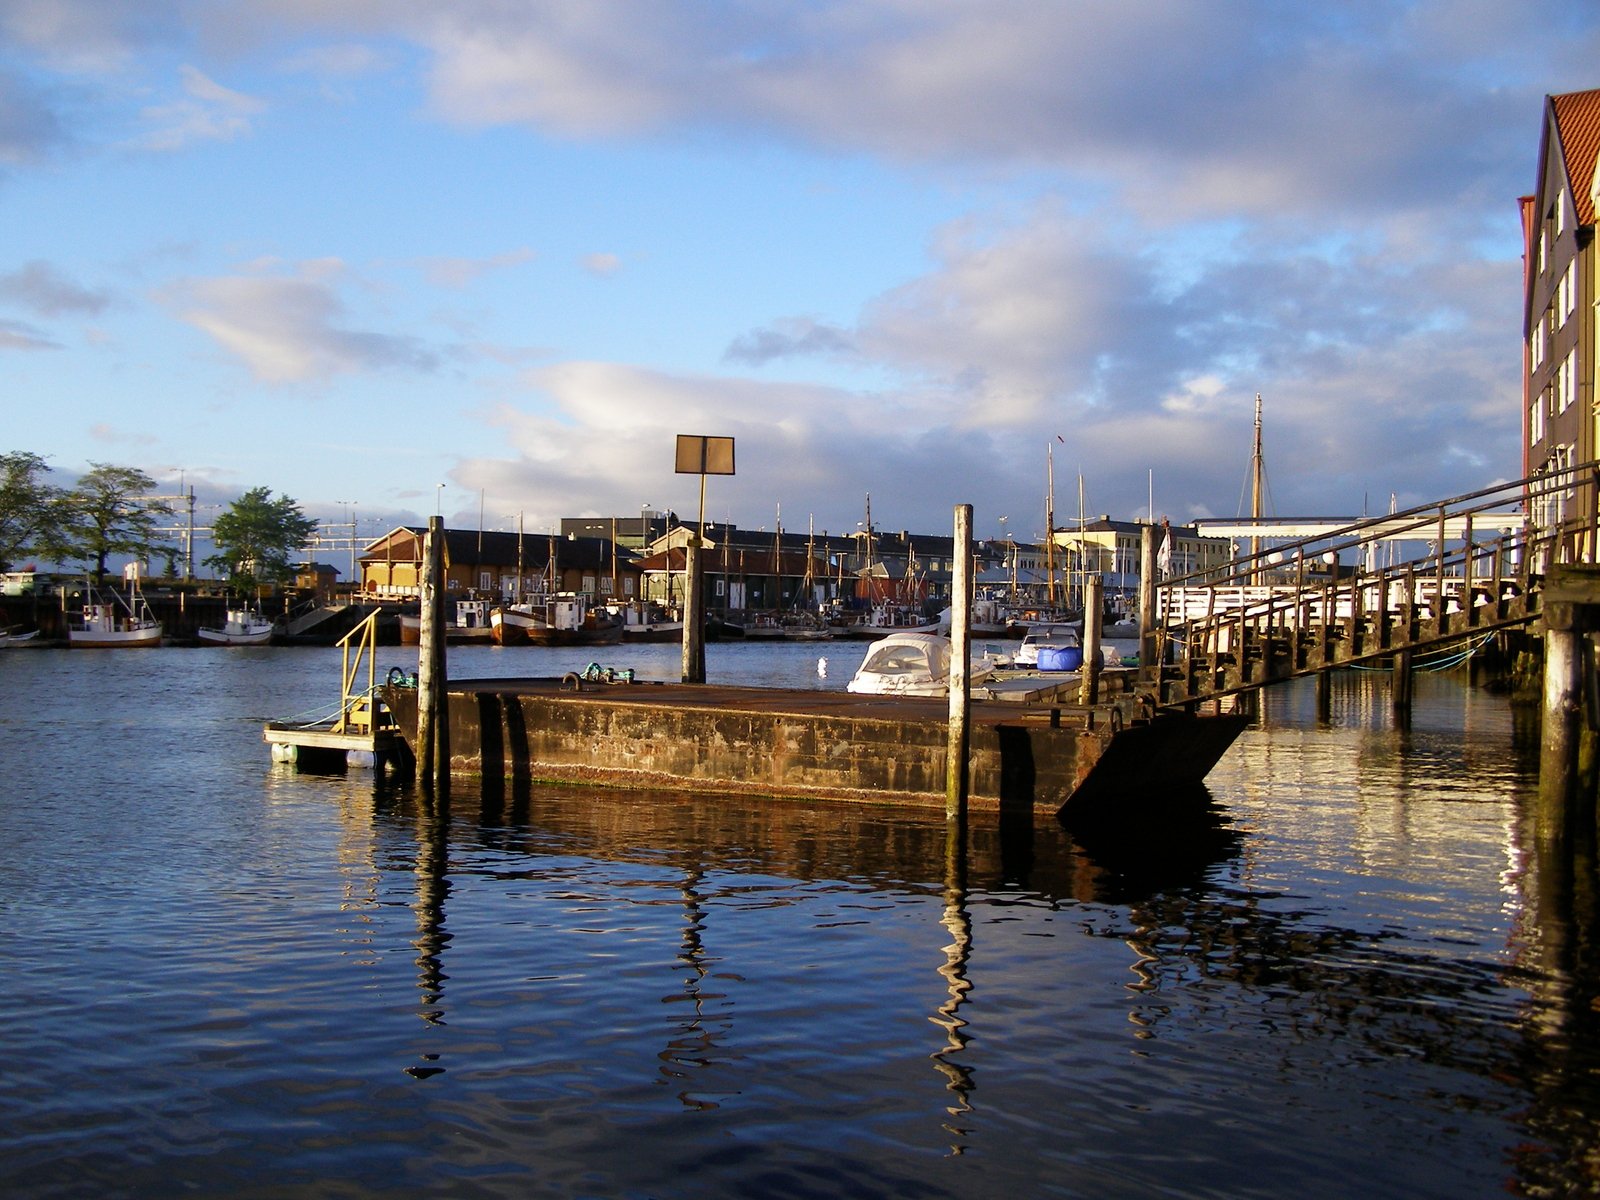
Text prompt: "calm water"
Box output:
[[3, 641, 1597, 1198]]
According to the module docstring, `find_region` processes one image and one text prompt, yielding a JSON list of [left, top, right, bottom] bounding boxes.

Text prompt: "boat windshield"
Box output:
[[860, 640, 945, 678]]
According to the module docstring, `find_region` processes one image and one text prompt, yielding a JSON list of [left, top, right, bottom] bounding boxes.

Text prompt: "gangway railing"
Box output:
[[1143, 462, 1600, 710], [333, 609, 383, 733]]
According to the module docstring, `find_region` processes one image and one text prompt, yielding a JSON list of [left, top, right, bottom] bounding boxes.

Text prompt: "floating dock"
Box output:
[[379, 675, 1247, 817]]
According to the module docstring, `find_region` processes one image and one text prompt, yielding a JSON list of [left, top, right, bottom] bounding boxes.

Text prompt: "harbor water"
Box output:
[[3, 641, 1598, 1197]]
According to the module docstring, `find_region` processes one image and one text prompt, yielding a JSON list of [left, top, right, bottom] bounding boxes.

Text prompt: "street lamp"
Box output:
[[435, 483, 446, 516]]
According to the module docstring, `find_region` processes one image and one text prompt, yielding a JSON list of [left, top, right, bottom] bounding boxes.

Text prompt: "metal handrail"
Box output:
[[333, 610, 381, 733]]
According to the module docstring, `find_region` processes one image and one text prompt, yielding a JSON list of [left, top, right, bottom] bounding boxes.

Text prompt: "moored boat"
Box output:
[[69, 584, 162, 648], [197, 608, 276, 646], [846, 631, 996, 697]]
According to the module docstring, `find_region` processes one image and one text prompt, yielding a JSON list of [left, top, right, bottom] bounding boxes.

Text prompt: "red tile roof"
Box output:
[[1551, 88, 1600, 225]]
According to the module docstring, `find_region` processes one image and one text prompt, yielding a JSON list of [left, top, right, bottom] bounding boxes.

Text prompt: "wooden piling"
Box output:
[[1540, 605, 1583, 843], [1080, 574, 1103, 707], [1391, 647, 1413, 715], [1138, 525, 1159, 678], [416, 515, 448, 788], [947, 504, 973, 818], [681, 538, 706, 684]]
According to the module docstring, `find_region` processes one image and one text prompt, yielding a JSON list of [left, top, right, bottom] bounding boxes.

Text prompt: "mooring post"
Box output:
[[681, 537, 706, 683], [1540, 603, 1583, 843], [1391, 647, 1413, 717], [947, 504, 973, 818], [1081, 574, 1103, 707], [1316, 668, 1332, 721], [416, 515, 449, 789], [1138, 524, 1159, 681]]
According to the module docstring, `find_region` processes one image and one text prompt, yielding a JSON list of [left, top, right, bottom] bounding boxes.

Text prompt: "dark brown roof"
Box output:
[[1551, 88, 1600, 226]]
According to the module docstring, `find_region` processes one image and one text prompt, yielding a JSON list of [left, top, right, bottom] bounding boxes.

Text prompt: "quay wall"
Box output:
[[384, 681, 1248, 817]]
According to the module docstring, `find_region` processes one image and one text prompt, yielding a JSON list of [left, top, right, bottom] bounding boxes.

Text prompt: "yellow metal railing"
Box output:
[[333, 610, 381, 734]]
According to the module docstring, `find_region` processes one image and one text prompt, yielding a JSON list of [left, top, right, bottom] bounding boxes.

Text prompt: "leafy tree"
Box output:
[[66, 463, 174, 584], [0, 451, 73, 572], [206, 487, 318, 595]]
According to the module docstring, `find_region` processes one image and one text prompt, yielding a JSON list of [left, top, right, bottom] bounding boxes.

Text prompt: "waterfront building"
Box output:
[[1052, 517, 1231, 608], [1522, 88, 1600, 532], [357, 527, 641, 602]]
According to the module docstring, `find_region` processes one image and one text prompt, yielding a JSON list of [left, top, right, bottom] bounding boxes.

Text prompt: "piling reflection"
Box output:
[[931, 819, 974, 1153], [293, 710, 1600, 1194], [1510, 817, 1600, 1194]]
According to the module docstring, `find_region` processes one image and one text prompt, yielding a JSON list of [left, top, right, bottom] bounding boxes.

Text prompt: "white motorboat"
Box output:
[[1013, 623, 1081, 669], [0, 627, 39, 647], [845, 632, 995, 697], [197, 608, 276, 646]]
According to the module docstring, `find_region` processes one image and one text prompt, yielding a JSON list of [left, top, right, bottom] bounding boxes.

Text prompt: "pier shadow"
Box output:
[[1056, 784, 1241, 904]]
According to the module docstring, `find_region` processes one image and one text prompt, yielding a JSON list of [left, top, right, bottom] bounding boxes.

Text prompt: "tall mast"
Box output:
[[1046, 444, 1056, 607], [1251, 393, 1264, 575], [515, 511, 524, 602]]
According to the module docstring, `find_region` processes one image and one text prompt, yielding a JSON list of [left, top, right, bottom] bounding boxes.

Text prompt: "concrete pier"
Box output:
[[381, 678, 1247, 818]]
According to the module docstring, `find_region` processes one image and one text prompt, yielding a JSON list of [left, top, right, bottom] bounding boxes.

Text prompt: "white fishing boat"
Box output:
[[845, 632, 995, 697], [197, 608, 276, 646], [69, 584, 162, 648], [400, 598, 497, 645], [0, 627, 39, 647], [617, 601, 683, 643]]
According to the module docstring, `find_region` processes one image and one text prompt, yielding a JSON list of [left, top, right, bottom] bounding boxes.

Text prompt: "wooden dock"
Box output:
[[262, 719, 406, 770]]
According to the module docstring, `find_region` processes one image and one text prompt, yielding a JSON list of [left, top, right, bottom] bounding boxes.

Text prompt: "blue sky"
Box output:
[[3, 1, 1597, 557]]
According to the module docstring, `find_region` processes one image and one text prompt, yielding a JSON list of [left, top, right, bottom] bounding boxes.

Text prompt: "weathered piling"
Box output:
[[947, 504, 973, 818], [416, 515, 449, 789], [1540, 602, 1583, 842], [681, 538, 706, 684], [1138, 525, 1159, 675], [1080, 574, 1103, 707]]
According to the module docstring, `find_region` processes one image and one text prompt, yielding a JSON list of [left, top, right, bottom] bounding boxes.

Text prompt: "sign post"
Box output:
[[674, 435, 735, 683]]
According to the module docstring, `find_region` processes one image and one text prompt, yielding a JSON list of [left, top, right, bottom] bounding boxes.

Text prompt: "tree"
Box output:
[[0, 451, 73, 573], [206, 487, 318, 594], [66, 463, 174, 584]]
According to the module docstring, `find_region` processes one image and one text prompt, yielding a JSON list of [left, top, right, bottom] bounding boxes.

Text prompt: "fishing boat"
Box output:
[[400, 598, 497, 644], [842, 602, 944, 639], [491, 592, 622, 646], [69, 583, 162, 648], [617, 601, 683, 643], [0, 627, 39, 647], [197, 608, 276, 646]]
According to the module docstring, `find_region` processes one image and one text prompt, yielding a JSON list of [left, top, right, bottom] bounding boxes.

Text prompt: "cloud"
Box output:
[[581, 252, 621, 276], [0, 67, 71, 166], [132, 64, 265, 152], [418, 247, 534, 288], [395, 1, 1574, 224], [166, 265, 439, 383], [725, 317, 855, 366], [0, 260, 112, 316], [0, 317, 58, 350]]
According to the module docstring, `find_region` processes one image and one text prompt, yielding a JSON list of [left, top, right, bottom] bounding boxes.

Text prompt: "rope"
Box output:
[[1349, 631, 1497, 673]]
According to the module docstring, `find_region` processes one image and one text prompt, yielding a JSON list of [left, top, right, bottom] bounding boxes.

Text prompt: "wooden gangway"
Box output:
[[1140, 464, 1599, 712]]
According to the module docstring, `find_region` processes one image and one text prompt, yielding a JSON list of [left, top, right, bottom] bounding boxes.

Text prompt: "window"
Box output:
[[1559, 350, 1577, 413], [1531, 393, 1546, 444], [1531, 321, 1546, 369], [1560, 260, 1576, 325]]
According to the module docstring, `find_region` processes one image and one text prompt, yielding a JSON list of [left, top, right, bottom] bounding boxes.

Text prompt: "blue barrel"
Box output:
[[1036, 645, 1083, 672]]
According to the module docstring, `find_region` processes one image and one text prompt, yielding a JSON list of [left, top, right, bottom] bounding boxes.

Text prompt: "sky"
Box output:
[[3, 1, 1597, 560]]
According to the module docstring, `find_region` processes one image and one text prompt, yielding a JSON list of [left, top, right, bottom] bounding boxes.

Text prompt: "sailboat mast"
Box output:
[[1251, 392, 1264, 576], [1046, 445, 1056, 607]]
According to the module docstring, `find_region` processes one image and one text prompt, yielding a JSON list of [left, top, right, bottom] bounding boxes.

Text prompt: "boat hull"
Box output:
[[69, 627, 162, 648]]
